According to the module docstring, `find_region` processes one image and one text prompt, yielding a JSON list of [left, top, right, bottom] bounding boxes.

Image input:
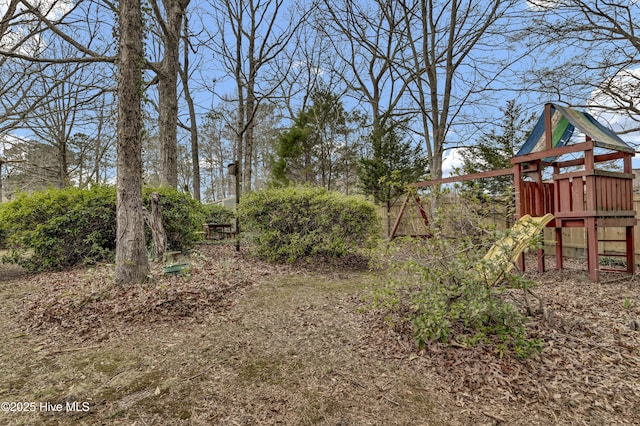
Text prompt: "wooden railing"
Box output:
[[551, 170, 634, 218], [520, 181, 554, 217], [594, 174, 633, 212]]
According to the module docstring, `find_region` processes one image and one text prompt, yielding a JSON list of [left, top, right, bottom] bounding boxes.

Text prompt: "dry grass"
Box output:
[[0, 245, 639, 425]]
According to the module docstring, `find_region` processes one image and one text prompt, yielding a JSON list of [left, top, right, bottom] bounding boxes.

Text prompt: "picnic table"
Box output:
[[203, 223, 235, 240]]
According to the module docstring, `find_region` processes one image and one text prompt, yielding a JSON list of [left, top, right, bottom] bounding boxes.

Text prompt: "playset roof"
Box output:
[[515, 103, 635, 158]]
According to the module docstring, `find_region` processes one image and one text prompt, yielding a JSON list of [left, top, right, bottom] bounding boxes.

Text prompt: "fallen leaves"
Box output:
[[6, 246, 640, 424], [21, 245, 291, 338], [363, 257, 640, 424]]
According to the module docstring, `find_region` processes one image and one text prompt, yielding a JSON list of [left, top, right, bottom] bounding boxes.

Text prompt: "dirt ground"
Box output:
[[0, 245, 639, 425]]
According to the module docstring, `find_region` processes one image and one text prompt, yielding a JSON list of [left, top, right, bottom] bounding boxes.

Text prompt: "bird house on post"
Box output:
[[227, 161, 238, 176]]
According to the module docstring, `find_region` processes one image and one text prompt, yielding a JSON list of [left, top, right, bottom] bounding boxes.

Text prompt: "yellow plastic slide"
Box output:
[[476, 213, 554, 285]]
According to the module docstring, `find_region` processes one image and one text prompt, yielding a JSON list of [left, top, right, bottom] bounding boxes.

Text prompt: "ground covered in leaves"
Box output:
[[0, 245, 639, 425]]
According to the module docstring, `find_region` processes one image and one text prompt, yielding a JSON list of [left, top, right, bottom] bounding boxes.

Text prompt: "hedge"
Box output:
[[0, 185, 205, 271], [239, 185, 380, 263]]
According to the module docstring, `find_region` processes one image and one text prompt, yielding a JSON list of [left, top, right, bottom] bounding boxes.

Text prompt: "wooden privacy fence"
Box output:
[[380, 194, 640, 263]]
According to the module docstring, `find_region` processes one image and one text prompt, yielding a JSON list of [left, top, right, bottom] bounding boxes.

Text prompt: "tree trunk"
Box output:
[[114, 0, 150, 286], [430, 141, 444, 179], [243, 33, 256, 191], [234, 6, 245, 198], [0, 161, 4, 201], [181, 19, 201, 201], [243, 97, 254, 191], [143, 192, 167, 262], [58, 141, 68, 188], [158, 75, 178, 188], [158, 0, 186, 189]]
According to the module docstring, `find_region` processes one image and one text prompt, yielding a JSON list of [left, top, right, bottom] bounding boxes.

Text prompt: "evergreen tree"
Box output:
[[358, 124, 428, 233], [461, 100, 536, 197], [459, 100, 536, 224], [271, 112, 313, 185], [271, 89, 356, 190]]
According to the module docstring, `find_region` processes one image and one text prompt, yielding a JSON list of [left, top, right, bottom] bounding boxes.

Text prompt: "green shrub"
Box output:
[[142, 187, 206, 251], [0, 186, 205, 271], [371, 189, 543, 358], [0, 185, 117, 271], [239, 185, 380, 263], [201, 203, 235, 224], [0, 221, 7, 249]]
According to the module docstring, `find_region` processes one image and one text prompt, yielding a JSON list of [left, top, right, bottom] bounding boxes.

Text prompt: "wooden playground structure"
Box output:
[[392, 103, 637, 282]]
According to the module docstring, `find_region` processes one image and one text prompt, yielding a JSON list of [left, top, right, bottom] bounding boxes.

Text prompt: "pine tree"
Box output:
[[460, 100, 536, 223], [461, 100, 536, 196], [271, 113, 313, 185], [358, 124, 428, 234], [271, 89, 353, 190]]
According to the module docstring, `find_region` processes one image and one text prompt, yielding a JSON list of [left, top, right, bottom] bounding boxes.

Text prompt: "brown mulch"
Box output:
[[5, 246, 640, 424], [21, 244, 369, 339], [364, 257, 640, 424], [22, 245, 294, 338]]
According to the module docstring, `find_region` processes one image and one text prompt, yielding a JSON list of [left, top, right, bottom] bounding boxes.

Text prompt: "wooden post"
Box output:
[[389, 194, 410, 240], [555, 225, 563, 270], [584, 148, 598, 281], [624, 153, 632, 174], [553, 162, 563, 270], [534, 161, 545, 272], [544, 103, 553, 151], [626, 225, 635, 274], [514, 164, 523, 219], [586, 217, 599, 282], [513, 164, 526, 271]]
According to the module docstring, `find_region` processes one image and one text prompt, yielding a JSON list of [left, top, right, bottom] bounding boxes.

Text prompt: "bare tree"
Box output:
[[83, 97, 116, 186], [319, 0, 411, 139], [21, 52, 111, 187], [3, 0, 197, 195], [0, 0, 114, 135], [147, 0, 191, 189], [1, 1, 117, 190], [199, 107, 236, 201], [197, 100, 279, 197], [0, 0, 116, 62], [179, 15, 201, 200], [209, 0, 306, 192], [274, 18, 331, 121], [395, 0, 522, 179], [526, 0, 640, 134], [114, 0, 150, 285], [1, 136, 59, 193]]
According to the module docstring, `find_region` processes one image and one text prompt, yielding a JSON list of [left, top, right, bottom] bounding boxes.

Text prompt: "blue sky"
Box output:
[[2, 0, 639, 178]]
